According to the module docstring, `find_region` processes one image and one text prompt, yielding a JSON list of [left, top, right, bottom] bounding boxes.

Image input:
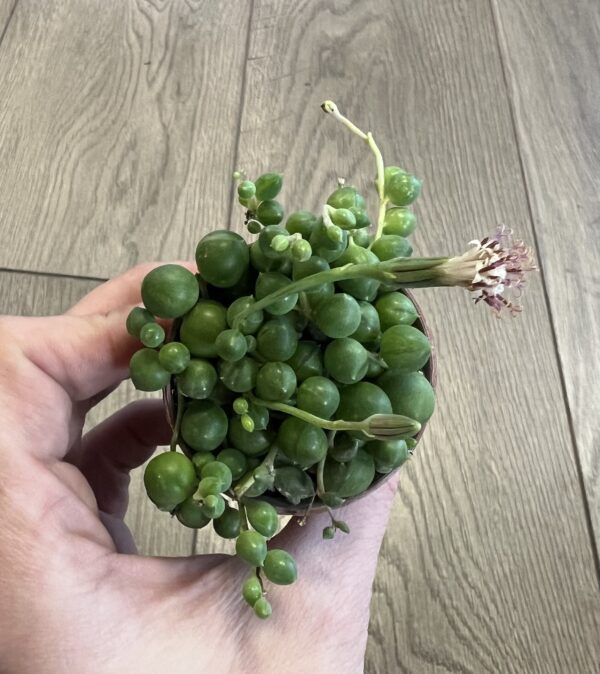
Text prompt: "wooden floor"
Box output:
[[1, 1, 599, 671]]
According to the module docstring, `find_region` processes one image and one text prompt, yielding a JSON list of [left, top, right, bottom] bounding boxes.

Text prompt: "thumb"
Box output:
[[274, 474, 399, 568], [19, 307, 141, 401], [270, 474, 400, 617]]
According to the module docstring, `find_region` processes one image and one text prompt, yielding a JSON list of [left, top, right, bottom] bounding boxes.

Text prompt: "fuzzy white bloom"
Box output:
[[438, 227, 537, 315]]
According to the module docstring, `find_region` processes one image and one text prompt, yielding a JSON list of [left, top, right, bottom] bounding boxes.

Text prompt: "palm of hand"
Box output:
[[0, 265, 396, 674]]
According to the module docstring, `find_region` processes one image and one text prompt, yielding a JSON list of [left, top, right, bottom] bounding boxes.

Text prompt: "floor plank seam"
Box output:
[[0, 0, 19, 49], [489, 0, 600, 591], [225, 0, 255, 231], [0, 266, 108, 284]]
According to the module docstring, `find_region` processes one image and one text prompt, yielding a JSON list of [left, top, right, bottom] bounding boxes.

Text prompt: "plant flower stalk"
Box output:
[[248, 394, 421, 440], [233, 228, 536, 328]]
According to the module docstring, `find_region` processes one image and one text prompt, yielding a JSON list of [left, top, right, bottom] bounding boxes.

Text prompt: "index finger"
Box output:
[[21, 261, 197, 402], [67, 261, 196, 317]]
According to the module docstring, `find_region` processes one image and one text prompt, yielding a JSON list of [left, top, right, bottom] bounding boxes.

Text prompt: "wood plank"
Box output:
[[0, 270, 99, 314], [0, 0, 250, 278], [492, 0, 600, 554], [0, 270, 194, 556], [233, 1, 600, 672], [0, 0, 17, 42]]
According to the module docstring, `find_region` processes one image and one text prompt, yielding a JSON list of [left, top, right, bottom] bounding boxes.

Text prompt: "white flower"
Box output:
[[438, 227, 537, 315]]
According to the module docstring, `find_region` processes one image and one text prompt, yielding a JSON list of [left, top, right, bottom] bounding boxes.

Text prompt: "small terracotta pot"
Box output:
[[164, 289, 436, 514]]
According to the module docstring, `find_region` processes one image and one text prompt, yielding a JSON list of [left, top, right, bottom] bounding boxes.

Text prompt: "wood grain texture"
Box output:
[[0, 0, 250, 278], [233, 1, 600, 672], [0, 270, 194, 557], [0, 270, 98, 315], [0, 0, 18, 43], [2, 0, 600, 671], [492, 0, 600, 553]]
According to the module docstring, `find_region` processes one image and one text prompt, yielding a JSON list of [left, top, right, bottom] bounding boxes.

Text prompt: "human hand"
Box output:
[[0, 264, 399, 674]]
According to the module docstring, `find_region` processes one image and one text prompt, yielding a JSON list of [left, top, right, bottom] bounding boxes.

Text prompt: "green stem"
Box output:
[[234, 445, 279, 499], [320, 101, 387, 242], [239, 503, 249, 531], [321, 100, 370, 140], [322, 204, 334, 227], [368, 351, 389, 370], [232, 256, 448, 328], [373, 196, 389, 242], [196, 274, 209, 300], [299, 492, 317, 526], [325, 507, 339, 531], [387, 268, 454, 286], [256, 567, 265, 592], [383, 256, 449, 271], [298, 291, 313, 319], [316, 457, 326, 496], [169, 389, 185, 452], [322, 204, 343, 234], [249, 394, 420, 439], [367, 131, 385, 204], [248, 394, 371, 435], [366, 130, 388, 241]]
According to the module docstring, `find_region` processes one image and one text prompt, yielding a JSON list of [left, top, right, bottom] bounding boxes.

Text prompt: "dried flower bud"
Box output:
[[364, 414, 421, 440]]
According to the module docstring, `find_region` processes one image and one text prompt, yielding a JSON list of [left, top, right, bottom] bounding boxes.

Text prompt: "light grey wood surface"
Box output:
[[234, 1, 600, 671], [0, 1, 599, 672], [493, 0, 600, 555], [0, 269, 98, 316], [0, 0, 16, 39], [0, 0, 250, 277]]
